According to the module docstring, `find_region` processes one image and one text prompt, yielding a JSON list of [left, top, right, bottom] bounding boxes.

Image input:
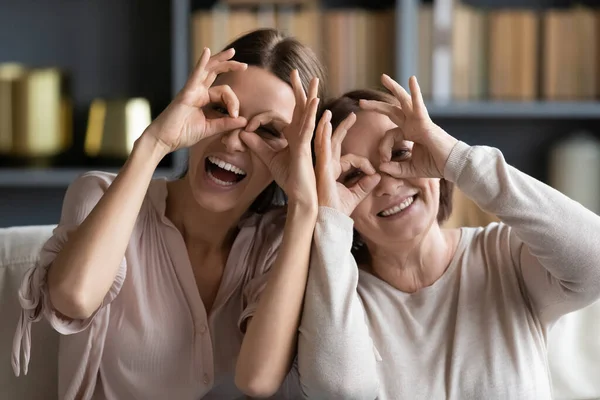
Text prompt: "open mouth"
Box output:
[[205, 156, 247, 187], [378, 194, 418, 217]]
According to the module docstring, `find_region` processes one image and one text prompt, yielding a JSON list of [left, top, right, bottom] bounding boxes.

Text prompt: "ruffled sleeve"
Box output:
[[12, 171, 127, 377]]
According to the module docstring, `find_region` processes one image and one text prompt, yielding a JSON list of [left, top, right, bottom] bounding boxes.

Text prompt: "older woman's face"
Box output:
[[340, 110, 441, 245]]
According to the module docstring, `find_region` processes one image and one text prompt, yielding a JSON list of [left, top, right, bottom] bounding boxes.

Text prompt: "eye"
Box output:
[[256, 125, 282, 139], [392, 148, 411, 161], [210, 104, 229, 115], [341, 169, 364, 187]]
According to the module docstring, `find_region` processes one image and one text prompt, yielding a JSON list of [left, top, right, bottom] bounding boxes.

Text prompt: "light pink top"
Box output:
[[12, 171, 300, 399]]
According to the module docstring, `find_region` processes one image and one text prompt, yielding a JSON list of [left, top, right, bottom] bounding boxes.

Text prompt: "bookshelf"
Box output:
[[0, 0, 191, 227], [2, 0, 598, 189], [0, 0, 190, 189], [427, 101, 600, 119], [1, 0, 599, 227]]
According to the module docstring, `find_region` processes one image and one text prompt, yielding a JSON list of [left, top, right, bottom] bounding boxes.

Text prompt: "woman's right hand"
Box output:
[[142, 47, 249, 156], [315, 111, 381, 216]]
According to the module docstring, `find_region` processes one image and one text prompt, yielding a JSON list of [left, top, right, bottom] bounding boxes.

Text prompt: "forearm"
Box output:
[[236, 202, 317, 397], [48, 134, 167, 319], [446, 141, 600, 288], [298, 207, 379, 399]]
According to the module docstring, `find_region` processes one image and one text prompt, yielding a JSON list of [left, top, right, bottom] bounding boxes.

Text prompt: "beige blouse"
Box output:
[[12, 171, 301, 399]]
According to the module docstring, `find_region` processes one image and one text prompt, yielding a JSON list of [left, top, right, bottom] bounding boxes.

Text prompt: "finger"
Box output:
[[297, 97, 320, 143], [358, 100, 404, 127], [349, 173, 382, 203], [315, 111, 331, 173], [188, 48, 212, 88], [331, 112, 356, 161], [204, 116, 247, 137], [291, 70, 308, 121], [209, 47, 236, 63], [204, 60, 248, 88], [378, 127, 404, 163], [245, 111, 288, 133], [208, 85, 240, 118], [307, 77, 319, 101], [340, 154, 376, 175], [210, 60, 248, 76], [379, 160, 418, 178], [409, 76, 429, 118], [382, 74, 412, 112], [315, 111, 332, 169], [239, 130, 279, 166], [315, 110, 332, 154]]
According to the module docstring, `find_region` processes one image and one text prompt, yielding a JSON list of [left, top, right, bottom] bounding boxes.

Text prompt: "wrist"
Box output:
[[287, 199, 318, 220], [133, 133, 169, 167], [426, 126, 459, 177]]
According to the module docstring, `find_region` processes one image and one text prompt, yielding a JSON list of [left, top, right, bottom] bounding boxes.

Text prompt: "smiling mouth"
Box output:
[[205, 156, 247, 187], [378, 194, 418, 217]]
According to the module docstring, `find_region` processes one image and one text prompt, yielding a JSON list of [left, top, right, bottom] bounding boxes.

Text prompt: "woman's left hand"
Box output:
[[240, 70, 319, 209], [359, 75, 458, 179]]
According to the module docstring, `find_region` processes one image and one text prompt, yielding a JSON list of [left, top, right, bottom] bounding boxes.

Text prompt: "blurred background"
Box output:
[[0, 0, 599, 228]]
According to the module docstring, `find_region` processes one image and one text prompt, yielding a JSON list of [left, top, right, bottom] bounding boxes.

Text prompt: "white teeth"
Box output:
[[380, 196, 415, 217], [207, 170, 235, 186], [208, 156, 246, 176]]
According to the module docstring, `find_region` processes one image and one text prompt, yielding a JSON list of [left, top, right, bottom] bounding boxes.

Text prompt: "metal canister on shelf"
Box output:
[[84, 97, 151, 158], [10, 67, 72, 158], [0, 63, 26, 155]]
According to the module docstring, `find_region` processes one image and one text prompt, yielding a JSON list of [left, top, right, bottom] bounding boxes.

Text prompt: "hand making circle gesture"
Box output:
[[143, 47, 249, 155], [314, 110, 382, 216], [359, 75, 458, 179], [240, 71, 321, 208]]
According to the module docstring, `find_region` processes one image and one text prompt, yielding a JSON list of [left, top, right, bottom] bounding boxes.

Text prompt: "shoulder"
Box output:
[[64, 171, 117, 202], [461, 222, 514, 249], [59, 171, 118, 222], [457, 222, 522, 275]]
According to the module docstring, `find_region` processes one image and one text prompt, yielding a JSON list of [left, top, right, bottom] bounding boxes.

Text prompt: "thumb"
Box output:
[[379, 161, 417, 179], [349, 173, 381, 204], [204, 116, 247, 137], [239, 130, 276, 166]]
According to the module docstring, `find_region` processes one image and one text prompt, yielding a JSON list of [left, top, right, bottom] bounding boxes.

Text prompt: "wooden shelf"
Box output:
[[0, 168, 175, 188], [426, 101, 600, 119]]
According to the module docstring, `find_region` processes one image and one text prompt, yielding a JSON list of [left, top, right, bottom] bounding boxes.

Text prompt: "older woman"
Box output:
[[297, 75, 600, 399]]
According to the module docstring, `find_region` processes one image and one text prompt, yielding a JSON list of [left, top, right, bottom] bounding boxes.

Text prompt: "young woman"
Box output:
[[12, 29, 325, 399], [298, 75, 600, 399]]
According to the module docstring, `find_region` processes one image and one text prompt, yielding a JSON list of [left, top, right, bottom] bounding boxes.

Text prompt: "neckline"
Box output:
[[146, 177, 270, 320], [359, 227, 476, 298]]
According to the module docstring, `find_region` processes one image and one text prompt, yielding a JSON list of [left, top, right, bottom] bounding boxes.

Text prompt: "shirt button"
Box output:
[[203, 373, 210, 385], [199, 324, 207, 334]]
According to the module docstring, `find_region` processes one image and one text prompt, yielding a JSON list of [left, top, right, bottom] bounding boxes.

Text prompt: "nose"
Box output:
[[220, 128, 246, 153], [373, 173, 404, 197]]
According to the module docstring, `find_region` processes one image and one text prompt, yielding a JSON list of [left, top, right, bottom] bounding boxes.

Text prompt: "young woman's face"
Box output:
[[340, 111, 442, 246], [187, 66, 295, 213]]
